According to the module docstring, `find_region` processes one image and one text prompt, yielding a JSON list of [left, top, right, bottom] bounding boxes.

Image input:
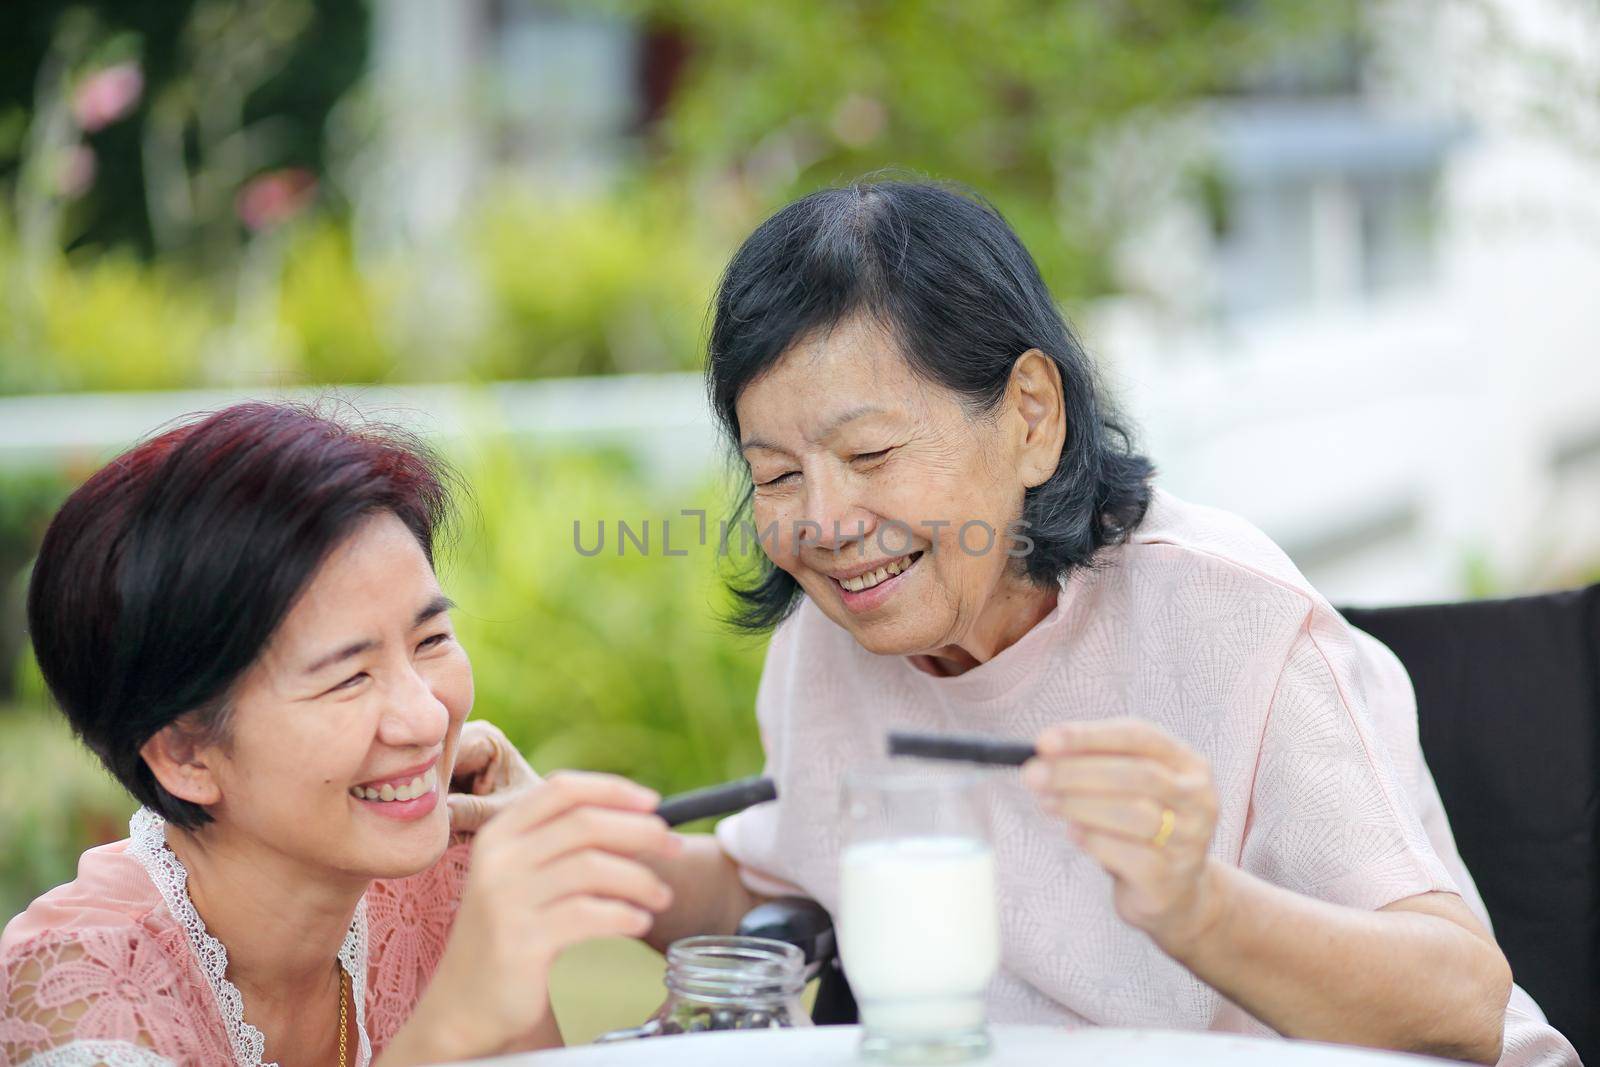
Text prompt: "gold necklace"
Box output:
[[338, 966, 348, 1067]]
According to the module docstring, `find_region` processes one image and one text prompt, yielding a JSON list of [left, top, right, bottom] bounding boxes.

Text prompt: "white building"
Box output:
[[1091, 0, 1600, 602]]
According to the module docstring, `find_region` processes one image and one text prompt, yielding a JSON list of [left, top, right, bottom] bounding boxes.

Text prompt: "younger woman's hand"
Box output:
[[390, 771, 681, 1063], [448, 719, 540, 833]]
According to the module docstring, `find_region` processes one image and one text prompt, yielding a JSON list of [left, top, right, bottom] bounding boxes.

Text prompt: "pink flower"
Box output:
[[72, 62, 144, 133], [235, 168, 319, 232]]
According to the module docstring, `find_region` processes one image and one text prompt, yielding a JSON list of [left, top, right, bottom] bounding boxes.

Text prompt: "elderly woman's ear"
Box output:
[[139, 723, 222, 809], [1007, 348, 1067, 489]]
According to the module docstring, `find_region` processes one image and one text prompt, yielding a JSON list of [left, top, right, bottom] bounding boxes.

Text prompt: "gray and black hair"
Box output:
[[705, 178, 1154, 632]]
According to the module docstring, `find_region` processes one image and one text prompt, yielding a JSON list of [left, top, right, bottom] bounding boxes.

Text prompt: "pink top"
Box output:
[[1, 808, 470, 1066], [717, 490, 1578, 1065]]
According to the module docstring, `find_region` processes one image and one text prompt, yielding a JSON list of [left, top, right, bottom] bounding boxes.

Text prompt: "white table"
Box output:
[[458, 1025, 1452, 1065]]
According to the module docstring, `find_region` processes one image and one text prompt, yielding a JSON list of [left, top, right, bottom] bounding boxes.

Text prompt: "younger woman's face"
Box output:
[[196, 511, 473, 881]]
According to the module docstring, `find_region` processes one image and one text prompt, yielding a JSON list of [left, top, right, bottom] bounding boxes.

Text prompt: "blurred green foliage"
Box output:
[[469, 185, 723, 380], [0, 441, 766, 917], [0, 192, 724, 392], [0, 467, 69, 698], [0, 704, 133, 920], [0, 0, 1360, 395], [631, 0, 1357, 297], [445, 441, 766, 790], [0, 231, 214, 392], [275, 222, 396, 385]]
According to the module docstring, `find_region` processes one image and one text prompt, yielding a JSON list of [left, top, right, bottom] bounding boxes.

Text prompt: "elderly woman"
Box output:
[[0, 404, 678, 1065], [645, 181, 1579, 1065]]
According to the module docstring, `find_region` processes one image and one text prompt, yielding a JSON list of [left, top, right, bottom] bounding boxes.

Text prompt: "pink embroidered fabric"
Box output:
[[715, 489, 1580, 1065], [0, 810, 471, 1066], [362, 836, 471, 1056]]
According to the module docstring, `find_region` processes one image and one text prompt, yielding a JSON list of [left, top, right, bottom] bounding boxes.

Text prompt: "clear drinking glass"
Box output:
[[839, 767, 999, 1064]]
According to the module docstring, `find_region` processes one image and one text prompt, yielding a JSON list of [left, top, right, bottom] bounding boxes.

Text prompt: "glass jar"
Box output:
[[596, 935, 813, 1041]]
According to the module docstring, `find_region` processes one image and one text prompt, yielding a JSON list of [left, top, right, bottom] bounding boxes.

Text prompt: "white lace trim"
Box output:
[[126, 808, 371, 1067], [18, 1038, 175, 1066]]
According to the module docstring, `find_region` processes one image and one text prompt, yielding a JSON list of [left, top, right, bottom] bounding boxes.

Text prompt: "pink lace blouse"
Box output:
[[1, 808, 470, 1066]]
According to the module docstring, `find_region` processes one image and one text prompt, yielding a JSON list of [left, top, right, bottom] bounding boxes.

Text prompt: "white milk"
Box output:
[[838, 836, 1001, 1034]]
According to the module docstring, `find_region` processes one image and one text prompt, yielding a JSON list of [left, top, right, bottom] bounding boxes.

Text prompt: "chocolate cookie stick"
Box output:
[[887, 730, 1037, 767], [655, 775, 778, 827]]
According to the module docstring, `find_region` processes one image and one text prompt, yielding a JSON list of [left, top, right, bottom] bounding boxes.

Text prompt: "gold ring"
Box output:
[[1152, 808, 1176, 849]]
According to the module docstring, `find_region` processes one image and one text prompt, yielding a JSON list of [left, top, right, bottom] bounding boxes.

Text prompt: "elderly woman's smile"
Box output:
[[829, 550, 920, 597]]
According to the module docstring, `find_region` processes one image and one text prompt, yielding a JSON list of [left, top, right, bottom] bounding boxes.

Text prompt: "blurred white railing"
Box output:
[[0, 375, 725, 486]]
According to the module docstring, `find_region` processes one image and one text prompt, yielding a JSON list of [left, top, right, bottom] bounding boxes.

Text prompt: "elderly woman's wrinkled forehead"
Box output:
[[738, 316, 949, 434]]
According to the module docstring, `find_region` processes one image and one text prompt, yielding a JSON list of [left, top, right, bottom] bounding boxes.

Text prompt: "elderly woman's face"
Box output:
[[736, 317, 1059, 657], [196, 511, 473, 880]]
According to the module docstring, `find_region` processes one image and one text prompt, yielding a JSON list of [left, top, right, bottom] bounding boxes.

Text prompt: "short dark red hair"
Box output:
[[27, 402, 458, 828]]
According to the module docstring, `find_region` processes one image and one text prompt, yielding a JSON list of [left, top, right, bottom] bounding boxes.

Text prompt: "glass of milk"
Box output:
[[838, 767, 1000, 1063]]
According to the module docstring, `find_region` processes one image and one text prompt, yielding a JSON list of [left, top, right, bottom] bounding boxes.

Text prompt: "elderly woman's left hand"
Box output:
[[1022, 718, 1223, 952], [447, 720, 542, 833]]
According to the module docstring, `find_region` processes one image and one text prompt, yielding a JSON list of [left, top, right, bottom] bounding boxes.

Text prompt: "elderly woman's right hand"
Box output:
[[382, 771, 680, 1064]]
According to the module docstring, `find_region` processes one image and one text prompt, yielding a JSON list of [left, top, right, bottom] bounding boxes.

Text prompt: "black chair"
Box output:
[[739, 585, 1600, 1056], [736, 896, 858, 1023], [1342, 585, 1600, 1061]]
